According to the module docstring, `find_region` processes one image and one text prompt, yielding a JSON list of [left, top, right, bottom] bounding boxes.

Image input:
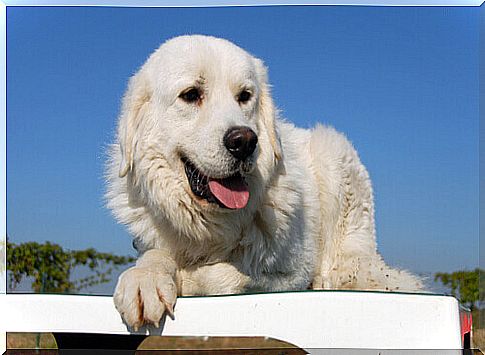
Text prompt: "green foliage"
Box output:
[[434, 269, 481, 310], [7, 240, 135, 293]]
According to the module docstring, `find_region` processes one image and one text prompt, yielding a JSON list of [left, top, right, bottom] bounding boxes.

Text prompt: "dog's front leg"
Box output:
[[177, 262, 250, 296], [113, 249, 177, 330]]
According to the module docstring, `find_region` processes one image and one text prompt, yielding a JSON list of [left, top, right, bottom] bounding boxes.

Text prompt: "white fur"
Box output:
[[106, 35, 423, 329]]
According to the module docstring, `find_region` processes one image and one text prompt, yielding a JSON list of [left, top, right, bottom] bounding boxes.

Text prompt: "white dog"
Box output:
[[106, 35, 423, 330]]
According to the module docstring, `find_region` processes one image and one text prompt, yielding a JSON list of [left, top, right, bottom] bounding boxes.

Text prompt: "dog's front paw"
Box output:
[[113, 266, 177, 330]]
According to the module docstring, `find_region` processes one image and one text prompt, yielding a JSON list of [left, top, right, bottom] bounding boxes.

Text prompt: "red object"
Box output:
[[459, 308, 472, 346]]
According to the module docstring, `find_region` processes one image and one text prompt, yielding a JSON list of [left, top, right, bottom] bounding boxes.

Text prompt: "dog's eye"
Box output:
[[180, 88, 202, 103], [237, 90, 252, 104]]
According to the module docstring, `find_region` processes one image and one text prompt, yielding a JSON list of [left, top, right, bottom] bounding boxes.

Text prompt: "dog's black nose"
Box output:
[[223, 126, 258, 161]]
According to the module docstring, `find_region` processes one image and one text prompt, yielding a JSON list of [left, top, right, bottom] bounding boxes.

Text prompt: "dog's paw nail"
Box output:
[[165, 303, 175, 320]]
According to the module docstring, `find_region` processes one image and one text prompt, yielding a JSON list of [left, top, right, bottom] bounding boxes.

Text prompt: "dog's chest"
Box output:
[[175, 229, 243, 268]]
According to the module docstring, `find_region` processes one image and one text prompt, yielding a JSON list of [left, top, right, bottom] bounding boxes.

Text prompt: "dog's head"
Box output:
[[110, 35, 282, 233]]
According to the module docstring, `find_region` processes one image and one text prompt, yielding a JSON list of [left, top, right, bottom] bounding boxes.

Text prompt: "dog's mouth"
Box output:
[[182, 157, 249, 210]]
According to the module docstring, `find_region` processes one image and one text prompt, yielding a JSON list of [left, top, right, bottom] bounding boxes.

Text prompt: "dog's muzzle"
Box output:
[[182, 157, 250, 210]]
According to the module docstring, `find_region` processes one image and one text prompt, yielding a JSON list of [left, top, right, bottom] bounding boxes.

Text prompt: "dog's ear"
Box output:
[[253, 58, 283, 164], [117, 72, 151, 178]]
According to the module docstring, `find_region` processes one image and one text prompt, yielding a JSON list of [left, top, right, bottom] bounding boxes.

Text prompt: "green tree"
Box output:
[[434, 269, 480, 311], [7, 240, 135, 293]]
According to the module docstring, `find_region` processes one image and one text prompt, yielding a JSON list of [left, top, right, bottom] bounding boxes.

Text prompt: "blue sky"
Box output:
[[6, 6, 479, 290]]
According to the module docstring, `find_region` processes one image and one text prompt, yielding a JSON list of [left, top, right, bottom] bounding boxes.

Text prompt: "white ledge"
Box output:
[[1, 290, 463, 351]]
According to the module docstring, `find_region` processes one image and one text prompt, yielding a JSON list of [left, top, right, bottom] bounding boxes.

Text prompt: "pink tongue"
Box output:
[[208, 176, 249, 209]]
